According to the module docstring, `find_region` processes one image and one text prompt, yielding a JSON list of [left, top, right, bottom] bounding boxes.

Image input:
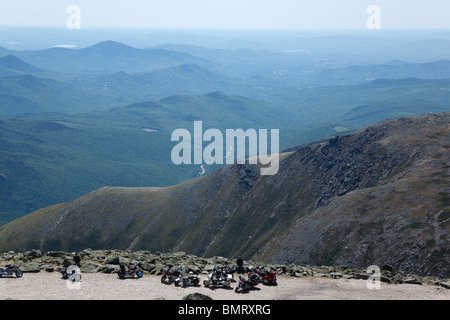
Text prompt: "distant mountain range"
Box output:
[[1, 53, 449, 118], [2, 40, 450, 117], [0, 41, 211, 74], [317, 60, 450, 85], [0, 112, 448, 277]]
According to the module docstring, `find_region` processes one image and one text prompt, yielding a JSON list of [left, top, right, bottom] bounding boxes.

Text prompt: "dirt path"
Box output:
[[0, 273, 448, 300]]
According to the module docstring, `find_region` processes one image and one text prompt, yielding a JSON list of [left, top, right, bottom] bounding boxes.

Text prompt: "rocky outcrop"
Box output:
[[256, 113, 450, 278], [1, 249, 448, 288]]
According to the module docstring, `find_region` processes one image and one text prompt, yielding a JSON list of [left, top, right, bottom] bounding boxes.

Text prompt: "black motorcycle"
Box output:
[[0, 264, 23, 278], [61, 265, 82, 282], [117, 263, 143, 279], [235, 274, 260, 293], [175, 269, 200, 287]]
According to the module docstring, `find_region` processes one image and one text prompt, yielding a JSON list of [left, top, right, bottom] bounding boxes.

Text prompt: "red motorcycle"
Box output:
[[261, 269, 277, 285], [161, 264, 180, 284], [248, 267, 277, 285]]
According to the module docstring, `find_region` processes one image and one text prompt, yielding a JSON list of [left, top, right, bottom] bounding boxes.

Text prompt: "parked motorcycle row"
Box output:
[[235, 266, 277, 293], [1, 262, 278, 293], [0, 262, 144, 281], [161, 264, 277, 293]]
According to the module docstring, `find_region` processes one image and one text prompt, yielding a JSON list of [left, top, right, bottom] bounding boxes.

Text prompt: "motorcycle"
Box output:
[[174, 269, 200, 287], [161, 264, 180, 284], [235, 274, 259, 293], [0, 264, 23, 278], [117, 263, 143, 279], [203, 266, 231, 288], [224, 266, 236, 281], [249, 266, 277, 285], [247, 266, 263, 283], [61, 265, 82, 282], [260, 269, 277, 285]]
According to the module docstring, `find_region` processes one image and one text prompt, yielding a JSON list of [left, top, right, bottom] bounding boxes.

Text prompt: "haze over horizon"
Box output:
[[0, 0, 449, 30]]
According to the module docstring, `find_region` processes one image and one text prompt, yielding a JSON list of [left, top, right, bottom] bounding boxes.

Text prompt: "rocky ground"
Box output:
[[0, 249, 449, 300]]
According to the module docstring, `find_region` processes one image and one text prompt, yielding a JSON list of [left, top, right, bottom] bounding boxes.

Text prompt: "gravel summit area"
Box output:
[[0, 273, 449, 300]]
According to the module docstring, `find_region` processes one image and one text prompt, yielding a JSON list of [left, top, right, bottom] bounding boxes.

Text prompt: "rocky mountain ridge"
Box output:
[[0, 112, 448, 277]]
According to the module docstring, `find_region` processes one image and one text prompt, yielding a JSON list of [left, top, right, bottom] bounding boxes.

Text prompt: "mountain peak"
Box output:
[[0, 55, 42, 72], [82, 40, 137, 53]]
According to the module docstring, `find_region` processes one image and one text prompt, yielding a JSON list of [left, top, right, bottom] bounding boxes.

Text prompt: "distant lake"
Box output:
[[142, 127, 158, 132]]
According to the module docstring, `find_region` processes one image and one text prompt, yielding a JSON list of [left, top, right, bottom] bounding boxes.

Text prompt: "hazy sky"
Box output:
[[0, 0, 449, 29]]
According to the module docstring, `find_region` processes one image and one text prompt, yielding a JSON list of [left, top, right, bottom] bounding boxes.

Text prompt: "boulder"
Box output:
[[20, 262, 41, 273], [62, 258, 76, 267], [403, 276, 422, 285], [80, 262, 100, 273], [183, 293, 213, 300], [100, 264, 120, 274], [355, 272, 370, 280], [330, 272, 343, 279], [437, 280, 450, 289], [153, 263, 165, 275], [380, 275, 392, 284], [106, 256, 121, 265], [137, 261, 154, 272], [312, 272, 327, 278], [186, 265, 201, 274], [382, 264, 394, 272], [24, 250, 43, 261], [46, 251, 68, 258], [43, 265, 55, 272], [204, 264, 215, 272]]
